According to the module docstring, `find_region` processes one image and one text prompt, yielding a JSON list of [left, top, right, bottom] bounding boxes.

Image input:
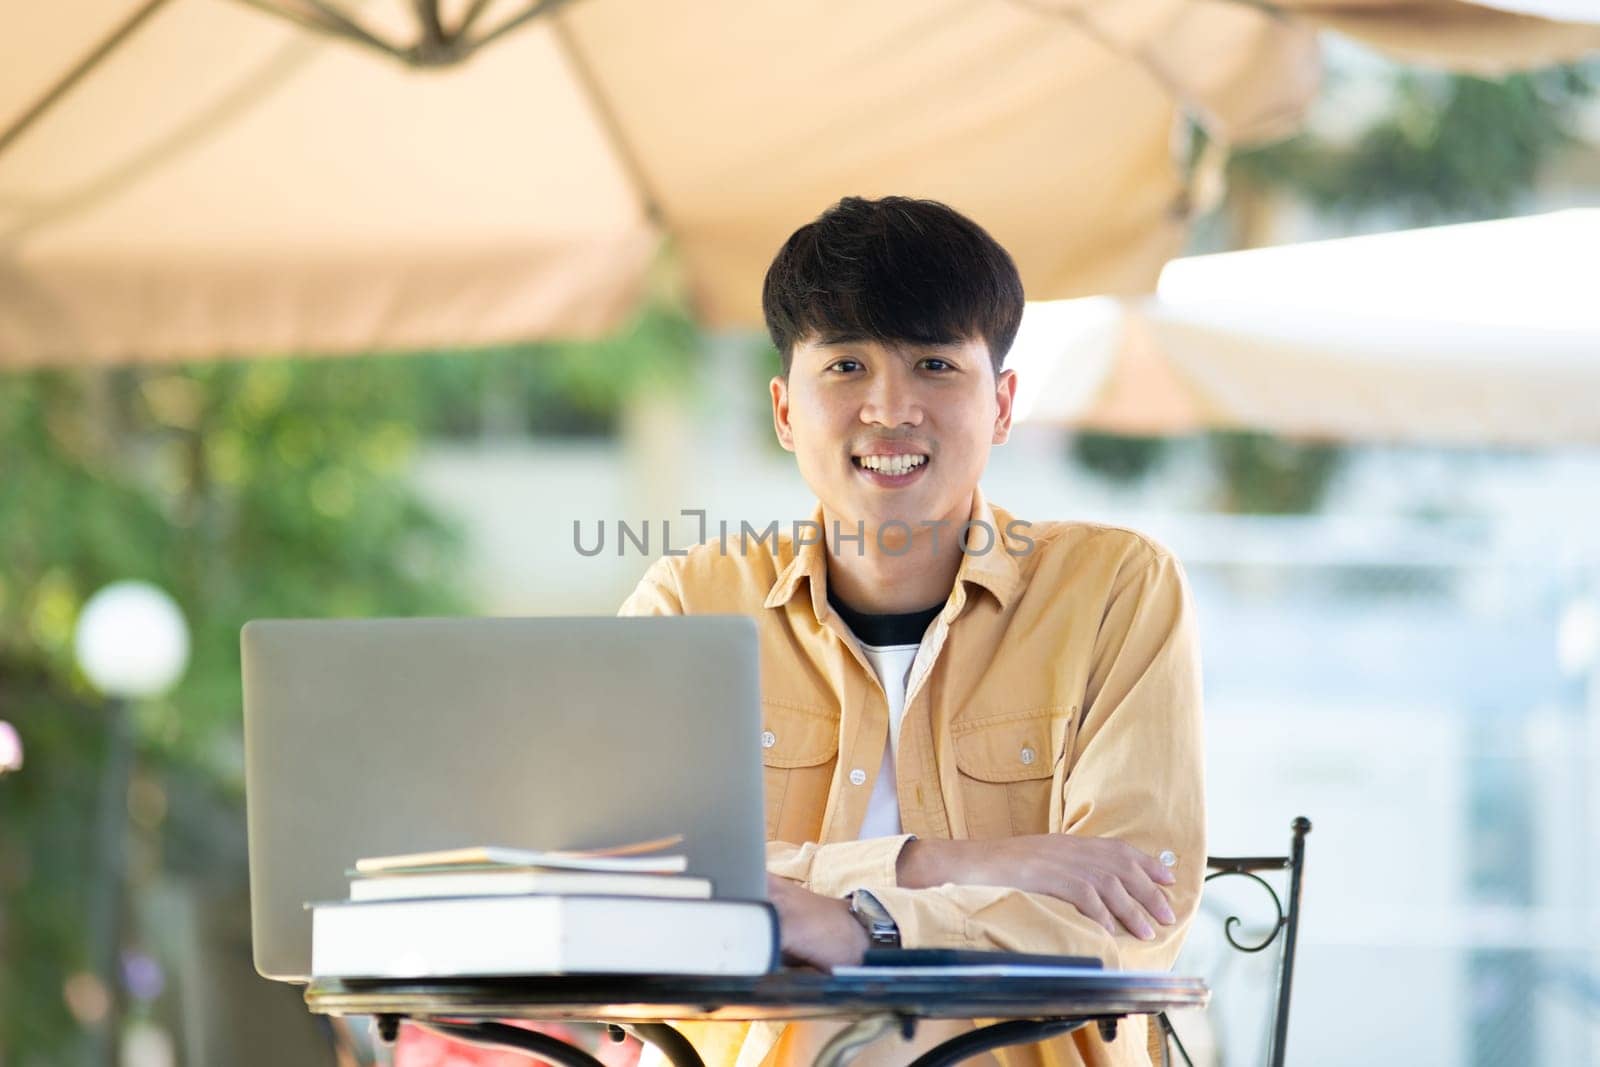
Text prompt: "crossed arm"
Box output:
[[768, 833, 1182, 970]]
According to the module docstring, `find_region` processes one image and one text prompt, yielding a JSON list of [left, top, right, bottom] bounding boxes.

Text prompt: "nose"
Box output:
[[859, 365, 923, 428]]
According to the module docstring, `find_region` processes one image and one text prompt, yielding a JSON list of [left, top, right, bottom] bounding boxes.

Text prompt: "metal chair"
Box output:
[[1152, 816, 1311, 1067]]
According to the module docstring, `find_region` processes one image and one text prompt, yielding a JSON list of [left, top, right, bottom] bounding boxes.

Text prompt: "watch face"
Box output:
[[852, 891, 892, 924], [852, 891, 901, 946]]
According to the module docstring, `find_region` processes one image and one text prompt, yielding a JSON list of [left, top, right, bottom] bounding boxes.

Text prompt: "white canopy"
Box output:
[[1011, 210, 1600, 445]]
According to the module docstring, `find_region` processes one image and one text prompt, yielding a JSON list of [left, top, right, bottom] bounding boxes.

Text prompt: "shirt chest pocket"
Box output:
[[951, 708, 1074, 839], [760, 701, 840, 843]]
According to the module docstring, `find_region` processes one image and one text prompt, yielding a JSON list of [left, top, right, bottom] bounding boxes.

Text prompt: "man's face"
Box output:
[[770, 335, 1017, 533]]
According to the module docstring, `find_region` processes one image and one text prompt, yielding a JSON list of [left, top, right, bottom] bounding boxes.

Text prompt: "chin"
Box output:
[[854, 496, 942, 528]]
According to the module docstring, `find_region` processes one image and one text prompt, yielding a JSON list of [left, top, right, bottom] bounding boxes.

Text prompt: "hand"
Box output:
[[897, 835, 1178, 941], [766, 874, 870, 970]]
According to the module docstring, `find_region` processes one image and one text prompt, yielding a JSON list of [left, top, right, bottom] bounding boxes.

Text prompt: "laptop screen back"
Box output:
[[241, 615, 765, 981]]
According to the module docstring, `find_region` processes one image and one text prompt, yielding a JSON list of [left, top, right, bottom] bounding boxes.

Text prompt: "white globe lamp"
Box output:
[[73, 582, 190, 699]]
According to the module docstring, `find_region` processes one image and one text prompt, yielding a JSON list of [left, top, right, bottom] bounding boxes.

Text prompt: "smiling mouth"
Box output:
[[852, 454, 930, 476]]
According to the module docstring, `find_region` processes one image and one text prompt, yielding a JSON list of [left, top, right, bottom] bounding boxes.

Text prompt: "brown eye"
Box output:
[[829, 360, 862, 374]]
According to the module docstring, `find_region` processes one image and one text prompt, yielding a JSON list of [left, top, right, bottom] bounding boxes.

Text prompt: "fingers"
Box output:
[[1058, 879, 1119, 939], [1110, 843, 1178, 931], [1100, 877, 1161, 941], [1127, 875, 1177, 929], [1041, 839, 1179, 940]]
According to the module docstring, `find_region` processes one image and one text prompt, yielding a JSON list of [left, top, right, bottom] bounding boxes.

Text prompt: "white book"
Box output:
[[310, 895, 777, 978], [348, 870, 713, 902]]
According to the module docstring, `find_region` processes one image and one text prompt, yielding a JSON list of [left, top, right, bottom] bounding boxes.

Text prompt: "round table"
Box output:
[[306, 969, 1209, 1067]]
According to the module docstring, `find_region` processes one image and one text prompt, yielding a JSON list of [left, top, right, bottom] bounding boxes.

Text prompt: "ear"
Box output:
[[770, 375, 795, 452], [992, 368, 1018, 445]]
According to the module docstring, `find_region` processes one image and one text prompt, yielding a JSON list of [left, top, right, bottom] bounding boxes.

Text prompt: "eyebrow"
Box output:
[[814, 336, 964, 353]]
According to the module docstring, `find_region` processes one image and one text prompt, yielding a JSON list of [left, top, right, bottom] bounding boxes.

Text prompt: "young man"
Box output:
[[620, 196, 1205, 1067]]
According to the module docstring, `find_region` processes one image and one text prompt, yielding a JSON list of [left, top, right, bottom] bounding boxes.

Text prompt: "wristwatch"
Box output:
[[848, 889, 902, 948]]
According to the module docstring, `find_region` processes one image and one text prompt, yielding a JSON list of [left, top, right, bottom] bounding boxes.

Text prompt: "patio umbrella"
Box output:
[[2, 0, 1597, 368], [1009, 210, 1600, 445], [1284, 0, 1600, 73]]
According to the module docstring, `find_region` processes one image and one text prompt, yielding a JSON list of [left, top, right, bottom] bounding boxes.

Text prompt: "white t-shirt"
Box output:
[[855, 641, 921, 840]]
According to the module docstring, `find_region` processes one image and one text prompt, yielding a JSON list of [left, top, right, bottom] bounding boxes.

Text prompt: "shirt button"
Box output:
[[1019, 746, 1036, 765], [1159, 850, 1177, 868], [761, 730, 777, 749], [849, 768, 867, 786]]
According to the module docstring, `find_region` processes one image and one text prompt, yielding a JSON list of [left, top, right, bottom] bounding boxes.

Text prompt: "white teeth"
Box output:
[[857, 454, 928, 475]]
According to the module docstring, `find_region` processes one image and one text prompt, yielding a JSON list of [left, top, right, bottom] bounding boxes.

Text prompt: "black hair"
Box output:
[[761, 196, 1025, 377]]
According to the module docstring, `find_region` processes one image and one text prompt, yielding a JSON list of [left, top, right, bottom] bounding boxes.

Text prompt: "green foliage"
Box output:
[[0, 364, 475, 770], [1208, 432, 1343, 515], [0, 655, 106, 1062], [400, 298, 700, 439], [1063, 430, 1342, 516], [0, 357, 475, 1060], [1068, 433, 1171, 484], [1233, 63, 1597, 224]]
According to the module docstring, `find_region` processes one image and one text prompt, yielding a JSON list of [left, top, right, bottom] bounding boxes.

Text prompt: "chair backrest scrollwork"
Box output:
[[1154, 816, 1311, 1067]]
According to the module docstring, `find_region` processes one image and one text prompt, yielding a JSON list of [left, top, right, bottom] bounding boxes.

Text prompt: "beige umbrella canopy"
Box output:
[[1, 0, 1596, 369], [1010, 211, 1600, 445]]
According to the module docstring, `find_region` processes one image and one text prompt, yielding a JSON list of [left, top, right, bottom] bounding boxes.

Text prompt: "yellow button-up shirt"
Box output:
[[619, 488, 1206, 1067]]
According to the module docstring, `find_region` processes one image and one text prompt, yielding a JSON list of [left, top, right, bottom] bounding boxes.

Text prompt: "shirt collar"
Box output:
[[762, 487, 1023, 618], [951, 485, 1024, 613], [762, 501, 830, 614]]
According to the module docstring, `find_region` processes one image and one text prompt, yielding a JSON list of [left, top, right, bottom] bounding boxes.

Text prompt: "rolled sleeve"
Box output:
[[868, 883, 1127, 967], [766, 835, 917, 897]]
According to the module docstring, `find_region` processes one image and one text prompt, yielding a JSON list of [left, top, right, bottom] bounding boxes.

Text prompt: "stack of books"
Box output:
[[309, 835, 777, 978]]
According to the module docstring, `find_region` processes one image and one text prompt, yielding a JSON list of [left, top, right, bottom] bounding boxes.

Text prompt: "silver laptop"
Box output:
[[241, 615, 766, 982]]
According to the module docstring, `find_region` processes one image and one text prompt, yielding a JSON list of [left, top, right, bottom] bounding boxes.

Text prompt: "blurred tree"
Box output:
[[1068, 432, 1170, 483], [406, 297, 699, 440], [0, 295, 697, 1063], [1207, 431, 1343, 515], [0, 358, 473, 1063], [0, 653, 107, 1062], [1233, 62, 1597, 224]]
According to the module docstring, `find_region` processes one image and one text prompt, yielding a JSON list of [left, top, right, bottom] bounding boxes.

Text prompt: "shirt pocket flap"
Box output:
[[760, 702, 840, 769], [952, 710, 1061, 783]]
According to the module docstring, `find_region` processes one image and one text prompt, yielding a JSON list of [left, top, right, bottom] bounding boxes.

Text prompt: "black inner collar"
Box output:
[[827, 587, 944, 647]]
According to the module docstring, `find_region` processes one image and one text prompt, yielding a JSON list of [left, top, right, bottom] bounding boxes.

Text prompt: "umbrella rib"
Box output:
[[466, 0, 579, 53], [0, 0, 179, 161], [231, 0, 349, 37], [1000, 0, 1282, 223], [544, 9, 667, 230], [1006, 0, 1211, 129], [231, 0, 403, 62], [1211, 0, 1289, 14], [414, 0, 446, 49], [453, 0, 498, 40], [2, 38, 320, 246], [296, 0, 405, 56]]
